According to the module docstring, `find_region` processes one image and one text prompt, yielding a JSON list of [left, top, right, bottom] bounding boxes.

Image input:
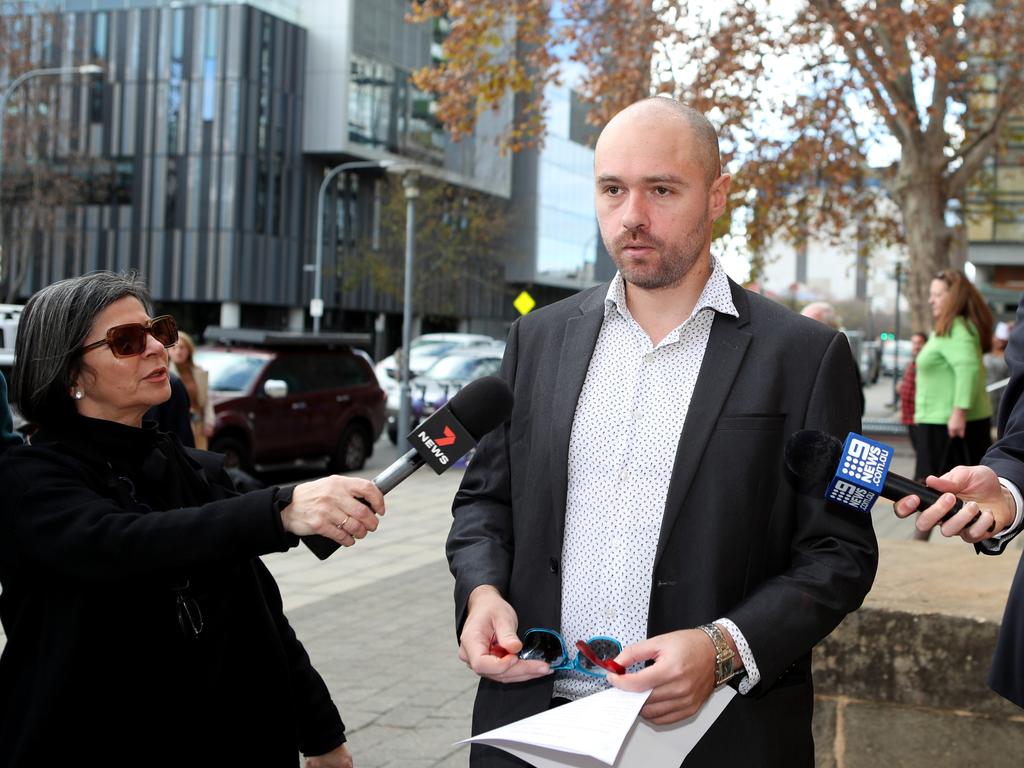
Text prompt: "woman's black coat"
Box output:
[[0, 415, 344, 766]]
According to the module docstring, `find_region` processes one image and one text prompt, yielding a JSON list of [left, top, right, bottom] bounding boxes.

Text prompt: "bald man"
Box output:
[[447, 97, 877, 767], [800, 301, 865, 415]]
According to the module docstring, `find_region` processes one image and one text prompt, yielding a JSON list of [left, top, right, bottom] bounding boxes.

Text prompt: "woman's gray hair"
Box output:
[[11, 271, 153, 429]]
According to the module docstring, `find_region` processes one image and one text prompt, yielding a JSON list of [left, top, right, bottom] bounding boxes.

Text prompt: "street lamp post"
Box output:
[[311, 159, 389, 333], [0, 64, 103, 285], [396, 170, 419, 451], [891, 261, 904, 406]]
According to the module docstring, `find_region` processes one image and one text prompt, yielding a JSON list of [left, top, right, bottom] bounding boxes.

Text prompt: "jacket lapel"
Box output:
[[549, 288, 607, 541], [655, 281, 752, 564]]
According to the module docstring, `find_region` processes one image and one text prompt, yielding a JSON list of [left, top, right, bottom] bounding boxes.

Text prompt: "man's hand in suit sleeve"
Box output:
[[458, 585, 552, 684], [893, 465, 1014, 543], [607, 629, 720, 724]]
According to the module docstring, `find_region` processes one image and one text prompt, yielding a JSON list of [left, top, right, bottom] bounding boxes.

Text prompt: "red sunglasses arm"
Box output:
[[575, 639, 626, 674]]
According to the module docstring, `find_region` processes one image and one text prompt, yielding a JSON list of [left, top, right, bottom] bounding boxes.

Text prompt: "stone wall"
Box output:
[[812, 540, 1024, 767]]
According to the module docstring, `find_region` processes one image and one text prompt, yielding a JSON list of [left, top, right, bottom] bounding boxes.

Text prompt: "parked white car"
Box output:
[[374, 333, 498, 395], [386, 345, 505, 443]]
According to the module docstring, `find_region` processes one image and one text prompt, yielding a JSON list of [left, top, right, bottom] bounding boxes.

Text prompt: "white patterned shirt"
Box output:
[[553, 258, 760, 699]]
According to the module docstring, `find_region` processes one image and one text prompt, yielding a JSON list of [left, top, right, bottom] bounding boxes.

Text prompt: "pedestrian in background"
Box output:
[[893, 293, 1024, 708], [912, 268, 993, 541], [0, 271, 385, 768], [898, 331, 928, 473], [985, 321, 1011, 427], [144, 370, 196, 446], [800, 301, 865, 415], [0, 371, 21, 454], [169, 329, 215, 449]]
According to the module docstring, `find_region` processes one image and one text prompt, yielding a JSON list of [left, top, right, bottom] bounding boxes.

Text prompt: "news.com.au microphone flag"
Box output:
[[785, 430, 973, 524]]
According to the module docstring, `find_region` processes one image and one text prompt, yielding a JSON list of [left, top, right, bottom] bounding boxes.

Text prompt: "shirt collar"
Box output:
[[603, 257, 739, 324]]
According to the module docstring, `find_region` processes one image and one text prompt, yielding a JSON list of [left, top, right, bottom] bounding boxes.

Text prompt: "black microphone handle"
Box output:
[[881, 471, 979, 525], [301, 449, 426, 560]]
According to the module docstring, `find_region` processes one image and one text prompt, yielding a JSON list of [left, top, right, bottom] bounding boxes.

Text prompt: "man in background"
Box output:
[[800, 301, 865, 415]]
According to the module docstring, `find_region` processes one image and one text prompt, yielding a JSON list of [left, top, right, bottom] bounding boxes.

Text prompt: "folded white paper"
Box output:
[[460, 685, 736, 768]]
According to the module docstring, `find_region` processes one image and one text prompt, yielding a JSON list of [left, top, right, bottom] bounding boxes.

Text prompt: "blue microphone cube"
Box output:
[[825, 432, 895, 512]]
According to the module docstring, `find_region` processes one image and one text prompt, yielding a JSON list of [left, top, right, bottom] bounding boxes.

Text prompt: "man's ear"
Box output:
[[709, 173, 731, 220]]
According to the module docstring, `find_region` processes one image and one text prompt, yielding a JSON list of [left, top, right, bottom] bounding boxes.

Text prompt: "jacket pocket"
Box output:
[[716, 414, 785, 431]]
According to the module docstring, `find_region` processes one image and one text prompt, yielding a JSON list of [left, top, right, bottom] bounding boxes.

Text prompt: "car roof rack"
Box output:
[[202, 326, 371, 348]]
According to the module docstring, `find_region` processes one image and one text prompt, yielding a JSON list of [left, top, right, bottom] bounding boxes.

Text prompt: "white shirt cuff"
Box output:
[[994, 478, 1024, 539], [716, 617, 760, 694]]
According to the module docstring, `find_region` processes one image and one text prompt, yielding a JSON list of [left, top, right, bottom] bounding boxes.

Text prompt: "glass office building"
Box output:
[[2, 1, 603, 337]]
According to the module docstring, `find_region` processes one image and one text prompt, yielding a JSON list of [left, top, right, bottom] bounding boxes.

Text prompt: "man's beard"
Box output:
[[608, 215, 709, 290]]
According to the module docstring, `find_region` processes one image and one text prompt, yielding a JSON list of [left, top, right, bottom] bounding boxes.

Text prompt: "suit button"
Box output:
[[549, 558, 559, 574]]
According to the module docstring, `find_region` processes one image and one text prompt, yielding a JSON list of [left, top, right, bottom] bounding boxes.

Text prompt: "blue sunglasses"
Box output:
[[516, 628, 625, 677]]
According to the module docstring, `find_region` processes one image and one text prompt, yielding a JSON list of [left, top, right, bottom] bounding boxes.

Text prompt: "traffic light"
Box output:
[[880, 332, 894, 341]]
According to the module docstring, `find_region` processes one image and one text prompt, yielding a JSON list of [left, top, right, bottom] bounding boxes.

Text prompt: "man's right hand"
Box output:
[[459, 585, 552, 683]]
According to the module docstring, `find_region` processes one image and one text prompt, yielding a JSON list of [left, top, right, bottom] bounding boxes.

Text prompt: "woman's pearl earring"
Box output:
[[74, 390, 84, 401]]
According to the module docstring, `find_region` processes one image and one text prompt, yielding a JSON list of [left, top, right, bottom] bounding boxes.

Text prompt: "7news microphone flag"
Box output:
[[302, 376, 514, 560]]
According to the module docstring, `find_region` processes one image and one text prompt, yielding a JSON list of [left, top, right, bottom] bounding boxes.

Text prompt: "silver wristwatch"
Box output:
[[697, 623, 738, 686]]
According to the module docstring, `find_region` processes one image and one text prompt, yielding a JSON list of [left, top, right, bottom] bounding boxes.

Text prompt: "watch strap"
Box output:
[[697, 622, 738, 686]]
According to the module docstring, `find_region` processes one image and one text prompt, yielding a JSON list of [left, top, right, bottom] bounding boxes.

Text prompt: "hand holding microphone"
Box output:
[[301, 375, 514, 560], [893, 464, 1014, 543], [784, 430, 1008, 541]]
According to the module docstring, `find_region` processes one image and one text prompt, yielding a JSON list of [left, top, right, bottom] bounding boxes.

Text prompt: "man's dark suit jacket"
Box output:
[[982, 295, 1024, 707], [448, 279, 879, 766]]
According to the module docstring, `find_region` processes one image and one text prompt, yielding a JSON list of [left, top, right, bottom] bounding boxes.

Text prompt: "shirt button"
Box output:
[[644, 352, 655, 363], [548, 557, 559, 574], [605, 607, 617, 620], [632, 410, 642, 421], [619, 470, 630, 482]]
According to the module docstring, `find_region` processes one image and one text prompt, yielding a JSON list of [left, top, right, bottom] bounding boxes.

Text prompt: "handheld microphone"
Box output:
[[302, 375, 514, 560], [784, 430, 979, 525]]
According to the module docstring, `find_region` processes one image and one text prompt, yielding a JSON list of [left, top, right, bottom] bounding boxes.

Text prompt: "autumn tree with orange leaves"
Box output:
[[409, 0, 1024, 331]]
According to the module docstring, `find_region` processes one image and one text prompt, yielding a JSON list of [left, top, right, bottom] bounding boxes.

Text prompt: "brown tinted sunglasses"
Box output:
[[80, 315, 179, 358]]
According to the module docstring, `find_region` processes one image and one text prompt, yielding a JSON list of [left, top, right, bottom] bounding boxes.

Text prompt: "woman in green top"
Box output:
[[913, 269, 994, 540]]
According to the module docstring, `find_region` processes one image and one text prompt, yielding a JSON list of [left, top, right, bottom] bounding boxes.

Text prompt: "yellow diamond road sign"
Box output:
[[513, 290, 536, 316]]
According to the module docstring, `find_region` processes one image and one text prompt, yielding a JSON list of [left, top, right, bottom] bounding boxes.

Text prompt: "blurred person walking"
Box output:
[[985, 321, 1012, 425], [893, 295, 1024, 707], [912, 269, 993, 541], [0, 371, 21, 454], [169, 329, 215, 449], [0, 271, 385, 768], [800, 301, 864, 415]]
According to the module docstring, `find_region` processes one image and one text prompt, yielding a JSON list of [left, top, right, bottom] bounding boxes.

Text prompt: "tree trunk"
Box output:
[[891, 156, 952, 335]]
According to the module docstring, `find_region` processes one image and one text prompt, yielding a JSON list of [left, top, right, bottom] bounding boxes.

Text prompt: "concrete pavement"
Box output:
[[266, 464, 477, 767]]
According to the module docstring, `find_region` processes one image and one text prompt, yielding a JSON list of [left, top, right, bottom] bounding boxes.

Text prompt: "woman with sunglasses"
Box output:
[[0, 272, 383, 768]]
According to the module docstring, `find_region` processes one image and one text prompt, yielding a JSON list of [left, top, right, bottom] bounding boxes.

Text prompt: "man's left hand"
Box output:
[[607, 629, 716, 724]]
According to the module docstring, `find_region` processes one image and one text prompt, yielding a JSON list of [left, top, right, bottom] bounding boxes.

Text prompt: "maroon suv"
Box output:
[[195, 329, 386, 473]]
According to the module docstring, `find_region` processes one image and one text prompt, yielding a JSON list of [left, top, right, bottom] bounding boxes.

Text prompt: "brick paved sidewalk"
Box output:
[[289, 557, 477, 768]]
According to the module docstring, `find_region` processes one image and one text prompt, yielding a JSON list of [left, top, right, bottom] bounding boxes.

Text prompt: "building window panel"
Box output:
[[201, 7, 218, 122]]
